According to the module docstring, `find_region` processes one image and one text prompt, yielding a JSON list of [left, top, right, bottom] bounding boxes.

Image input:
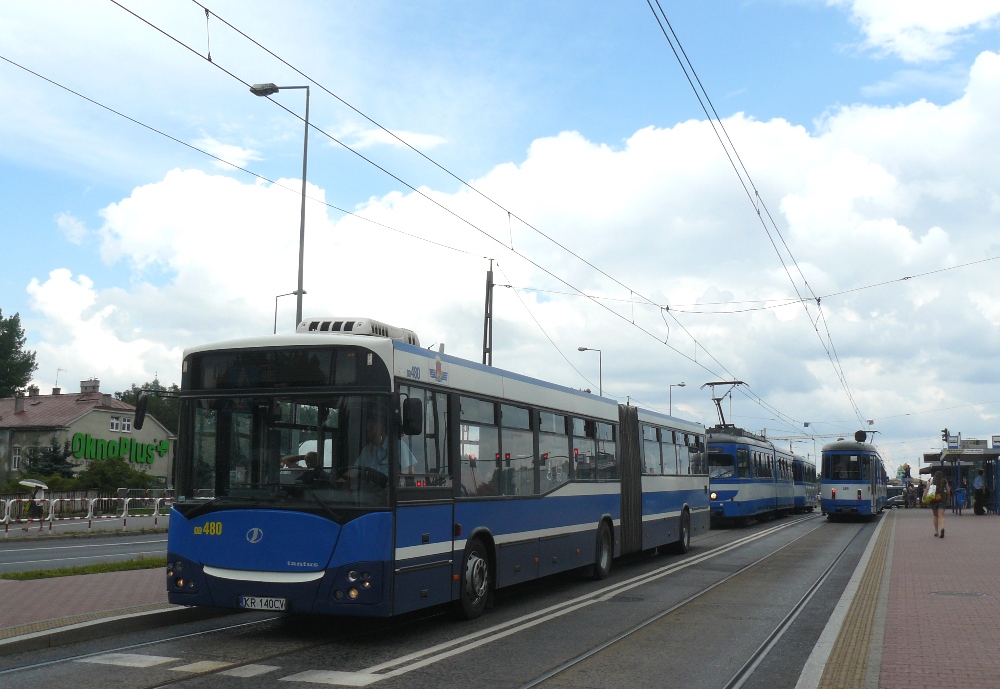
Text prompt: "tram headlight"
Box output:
[[710, 492, 718, 500], [348, 588, 359, 599]]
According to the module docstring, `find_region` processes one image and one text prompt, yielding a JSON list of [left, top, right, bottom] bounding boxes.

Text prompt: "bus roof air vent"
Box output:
[[296, 317, 420, 346]]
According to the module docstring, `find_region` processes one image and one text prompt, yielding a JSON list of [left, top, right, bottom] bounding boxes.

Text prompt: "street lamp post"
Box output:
[[669, 382, 686, 416], [577, 347, 602, 397], [251, 83, 310, 328], [274, 291, 297, 334]]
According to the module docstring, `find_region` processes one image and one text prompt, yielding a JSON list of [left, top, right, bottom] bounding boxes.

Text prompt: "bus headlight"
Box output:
[[710, 492, 718, 500], [347, 570, 359, 582], [348, 588, 359, 599]]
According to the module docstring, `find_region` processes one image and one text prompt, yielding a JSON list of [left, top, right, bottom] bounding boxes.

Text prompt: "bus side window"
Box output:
[[539, 411, 570, 493], [572, 418, 597, 481], [661, 430, 678, 474], [677, 434, 691, 475], [500, 404, 535, 496], [595, 422, 616, 480], [459, 396, 498, 497], [641, 424, 661, 475], [397, 386, 451, 489]]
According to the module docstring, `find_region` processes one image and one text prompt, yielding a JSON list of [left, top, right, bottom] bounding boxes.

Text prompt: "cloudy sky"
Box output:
[[3, 0, 1000, 474]]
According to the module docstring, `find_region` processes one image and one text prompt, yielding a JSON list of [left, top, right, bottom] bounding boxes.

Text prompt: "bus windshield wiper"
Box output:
[[182, 495, 253, 520]]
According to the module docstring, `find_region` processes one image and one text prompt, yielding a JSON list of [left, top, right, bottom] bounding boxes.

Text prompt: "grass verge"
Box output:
[[0, 555, 166, 581]]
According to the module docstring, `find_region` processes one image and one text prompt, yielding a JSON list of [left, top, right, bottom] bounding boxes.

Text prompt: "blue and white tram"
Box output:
[[820, 432, 887, 519], [162, 316, 709, 620], [792, 455, 819, 512], [706, 427, 794, 524]]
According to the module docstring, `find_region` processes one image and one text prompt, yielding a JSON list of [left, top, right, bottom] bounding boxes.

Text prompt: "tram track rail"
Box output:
[[519, 517, 869, 689], [1, 513, 830, 688]]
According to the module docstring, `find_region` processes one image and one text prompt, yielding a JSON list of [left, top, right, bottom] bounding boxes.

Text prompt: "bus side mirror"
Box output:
[[402, 397, 423, 435], [134, 392, 149, 430]]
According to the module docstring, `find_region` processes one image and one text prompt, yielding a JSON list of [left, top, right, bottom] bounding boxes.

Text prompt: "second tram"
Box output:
[[820, 431, 887, 519]]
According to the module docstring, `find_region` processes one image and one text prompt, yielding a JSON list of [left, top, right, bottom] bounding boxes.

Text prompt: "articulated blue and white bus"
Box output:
[[706, 426, 797, 524], [163, 317, 709, 619], [820, 432, 887, 519]]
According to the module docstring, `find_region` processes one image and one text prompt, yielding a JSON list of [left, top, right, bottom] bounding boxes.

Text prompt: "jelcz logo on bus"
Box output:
[[246, 527, 264, 544]]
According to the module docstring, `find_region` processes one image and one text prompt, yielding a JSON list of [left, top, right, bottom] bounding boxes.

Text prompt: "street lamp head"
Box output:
[[677, 382, 686, 387], [250, 83, 280, 97], [578, 347, 588, 352]]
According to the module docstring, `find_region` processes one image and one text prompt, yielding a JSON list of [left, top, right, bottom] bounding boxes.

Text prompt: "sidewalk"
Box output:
[[799, 507, 1000, 689], [880, 507, 999, 688], [0, 568, 170, 641]]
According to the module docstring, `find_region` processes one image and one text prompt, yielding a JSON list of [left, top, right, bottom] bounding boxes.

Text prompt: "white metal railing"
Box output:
[[2, 496, 174, 534]]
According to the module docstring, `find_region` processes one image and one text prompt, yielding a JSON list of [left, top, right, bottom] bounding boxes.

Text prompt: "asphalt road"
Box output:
[[0, 512, 880, 689], [0, 533, 168, 573]]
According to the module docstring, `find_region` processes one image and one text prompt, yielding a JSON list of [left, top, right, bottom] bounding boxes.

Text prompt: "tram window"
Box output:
[[397, 386, 451, 489], [642, 424, 661, 475], [708, 452, 735, 479], [540, 430, 570, 492], [500, 427, 535, 496], [595, 423, 617, 480], [737, 449, 751, 478], [501, 405, 531, 430], [460, 421, 499, 497], [538, 411, 565, 434], [461, 397, 496, 425], [825, 454, 861, 481]]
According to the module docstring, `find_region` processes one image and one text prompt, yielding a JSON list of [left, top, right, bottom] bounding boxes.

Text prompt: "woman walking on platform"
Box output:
[[929, 471, 950, 538]]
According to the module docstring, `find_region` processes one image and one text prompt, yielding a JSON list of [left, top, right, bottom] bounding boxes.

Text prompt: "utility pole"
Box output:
[[482, 260, 494, 366]]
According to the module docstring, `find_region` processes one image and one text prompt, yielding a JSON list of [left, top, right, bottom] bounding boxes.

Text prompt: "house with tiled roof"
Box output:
[[0, 379, 174, 486]]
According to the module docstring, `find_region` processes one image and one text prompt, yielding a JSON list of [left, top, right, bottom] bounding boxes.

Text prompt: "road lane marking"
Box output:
[[220, 664, 282, 677], [0, 539, 167, 554], [2, 551, 162, 567], [78, 653, 179, 667], [281, 670, 382, 686], [170, 660, 233, 673]]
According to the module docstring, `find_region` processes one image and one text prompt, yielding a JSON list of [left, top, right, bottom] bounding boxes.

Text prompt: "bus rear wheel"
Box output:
[[592, 522, 612, 580], [458, 538, 491, 620], [671, 510, 691, 554]]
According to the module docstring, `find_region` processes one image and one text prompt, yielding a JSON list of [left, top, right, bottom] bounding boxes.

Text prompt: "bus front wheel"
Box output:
[[458, 538, 491, 620]]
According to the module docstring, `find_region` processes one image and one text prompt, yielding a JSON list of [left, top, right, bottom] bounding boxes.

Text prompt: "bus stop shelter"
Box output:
[[921, 449, 999, 514]]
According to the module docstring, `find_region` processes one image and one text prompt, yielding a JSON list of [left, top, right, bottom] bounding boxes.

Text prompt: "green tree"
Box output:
[[75, 456, 153, 493], [23, 436, 76, 479], [116, 379, 180, 434], [0, 310, 37, 398]]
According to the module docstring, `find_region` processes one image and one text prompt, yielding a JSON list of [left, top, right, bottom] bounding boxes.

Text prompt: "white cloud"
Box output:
[[22, 50, 1000, 475], [336, 124, 447, 151], [831, 0, 1000, 62], [191, 136, 262, 170], [26, 269, 183, 393], [56, 212, 87, 244]]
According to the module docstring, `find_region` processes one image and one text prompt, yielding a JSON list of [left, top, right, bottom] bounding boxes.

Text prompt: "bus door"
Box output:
[[393, 387, 454, 615]]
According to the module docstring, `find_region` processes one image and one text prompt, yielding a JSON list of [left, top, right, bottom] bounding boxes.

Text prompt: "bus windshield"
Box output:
[[181, 395, 393, 512], [708, 453, 735, 479]]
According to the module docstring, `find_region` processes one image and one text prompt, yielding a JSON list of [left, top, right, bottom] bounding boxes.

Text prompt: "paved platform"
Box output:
[[799, 507, 1000, 689], [0, 567, 170, 642]]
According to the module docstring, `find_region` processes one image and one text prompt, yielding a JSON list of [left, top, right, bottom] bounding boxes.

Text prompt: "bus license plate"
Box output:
[[239, 596, 287, 611]]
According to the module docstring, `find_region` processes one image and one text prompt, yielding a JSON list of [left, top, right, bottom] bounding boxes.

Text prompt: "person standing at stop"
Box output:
[[973, 469, 986, 515]]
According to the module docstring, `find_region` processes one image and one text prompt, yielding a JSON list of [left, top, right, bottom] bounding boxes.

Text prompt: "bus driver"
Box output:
[[347, 416, 417, 480]]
